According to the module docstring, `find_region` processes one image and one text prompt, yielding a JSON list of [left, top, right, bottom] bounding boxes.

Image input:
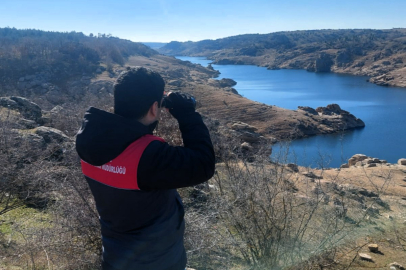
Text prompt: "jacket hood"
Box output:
[[76, 107, 155, 166]]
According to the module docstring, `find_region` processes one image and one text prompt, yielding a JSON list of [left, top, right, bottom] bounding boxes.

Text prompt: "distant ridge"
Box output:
[[159, 29, 406, 88]]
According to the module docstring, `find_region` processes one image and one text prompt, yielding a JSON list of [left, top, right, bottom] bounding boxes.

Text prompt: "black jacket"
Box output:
[[76, 107, 215, 270]]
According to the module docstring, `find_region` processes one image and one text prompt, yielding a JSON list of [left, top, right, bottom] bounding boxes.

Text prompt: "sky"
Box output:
[[0, 0, 405, 43]]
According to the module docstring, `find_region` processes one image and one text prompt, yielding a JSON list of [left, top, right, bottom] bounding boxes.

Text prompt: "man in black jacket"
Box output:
[[76, 67, 215, 270]]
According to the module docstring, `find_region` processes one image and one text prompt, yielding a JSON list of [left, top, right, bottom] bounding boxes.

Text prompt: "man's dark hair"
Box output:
[[114, 66, 165, 119]]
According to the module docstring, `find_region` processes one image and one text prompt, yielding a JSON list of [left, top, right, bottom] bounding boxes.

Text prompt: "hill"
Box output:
[[159, 29, 406, 88], [0, 28, 158, 96]]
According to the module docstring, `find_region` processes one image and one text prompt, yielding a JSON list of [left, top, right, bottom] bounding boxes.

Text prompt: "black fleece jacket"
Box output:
[[75, 107, 215, 270]]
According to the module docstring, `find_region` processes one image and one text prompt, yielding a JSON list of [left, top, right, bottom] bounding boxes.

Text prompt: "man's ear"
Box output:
[[150, 101, 159, 118]]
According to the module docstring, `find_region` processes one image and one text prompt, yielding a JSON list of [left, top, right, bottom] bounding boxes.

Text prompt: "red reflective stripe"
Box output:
[[81, 135, 165, 190]]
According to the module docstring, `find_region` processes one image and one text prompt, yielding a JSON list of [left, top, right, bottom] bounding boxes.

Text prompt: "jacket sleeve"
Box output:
[[137, 112, 215, 190]]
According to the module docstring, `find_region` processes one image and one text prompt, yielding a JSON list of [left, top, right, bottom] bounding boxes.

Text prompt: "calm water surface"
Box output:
[[176, 56, 406, 168]]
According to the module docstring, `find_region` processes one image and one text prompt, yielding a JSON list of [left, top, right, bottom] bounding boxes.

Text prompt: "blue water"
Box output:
[[176, 56, 406, 168]]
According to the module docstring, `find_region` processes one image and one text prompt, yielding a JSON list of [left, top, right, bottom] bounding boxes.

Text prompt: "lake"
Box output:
[[176, 56, 406, 168]]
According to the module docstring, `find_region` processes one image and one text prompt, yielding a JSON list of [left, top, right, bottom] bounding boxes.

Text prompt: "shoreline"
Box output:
[[173, 55, 406, 166], [195, 55, 406, 89]]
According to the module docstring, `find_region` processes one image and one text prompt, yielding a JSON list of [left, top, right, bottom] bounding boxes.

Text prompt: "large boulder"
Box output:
[[348, 154, 368, 166], [399, 158, 406, 166], [34, 126, 70, 143], [0, 96, 42, 123], [231, 122, 258, 132]]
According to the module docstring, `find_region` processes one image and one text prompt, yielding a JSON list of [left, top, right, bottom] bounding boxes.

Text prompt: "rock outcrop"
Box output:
[[208, 78, 237, 88], [0, 96, 72, 159], [0, 96, 43, 123], [347, 154, 388, 167], [298, 106, 318, 115], [369, 74, 395, 86], [315, 53, 334, 72], [231, 121, 264, 143], [315, 104, 365, 129]]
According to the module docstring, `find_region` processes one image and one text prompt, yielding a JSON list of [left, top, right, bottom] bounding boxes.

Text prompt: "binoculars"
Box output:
[[161, 93, 196, 109]]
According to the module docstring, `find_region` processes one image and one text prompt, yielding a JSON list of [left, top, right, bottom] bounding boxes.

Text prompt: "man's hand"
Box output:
[[164, 92, 196, 119]]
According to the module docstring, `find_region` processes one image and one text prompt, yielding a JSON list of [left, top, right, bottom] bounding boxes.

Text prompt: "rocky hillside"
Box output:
[[159, 29, 406, 88], [123, 55, 365, 145], [0, 27, 157, 97]]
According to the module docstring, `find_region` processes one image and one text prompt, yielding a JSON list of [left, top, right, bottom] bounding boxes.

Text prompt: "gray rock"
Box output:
[[389, 262, 405, 270], [10, 96, 42, 122], [287, 163, 299, 172], [17, 119, 39, 129], [398, 159, 406, 166], [358, 253, 373, 261], [25, 133, 46, 149], [368, 244, 379, 252], [232, 122, 258, 132], [367, 163, 377, 167], [298, 106, 318, 115], [0, 96, 43, 123], [0, 97, 19, 110], [34, 126, 69, 143], [340, 163, 349, 169]]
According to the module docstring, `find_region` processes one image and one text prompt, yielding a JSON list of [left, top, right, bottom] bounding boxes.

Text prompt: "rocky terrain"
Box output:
[[1, 28, 405, 269], [1, 92, 405, 269], [159, 29, 406, 88], [122, 55, 365, 146], [0, 28, 368, 144]]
